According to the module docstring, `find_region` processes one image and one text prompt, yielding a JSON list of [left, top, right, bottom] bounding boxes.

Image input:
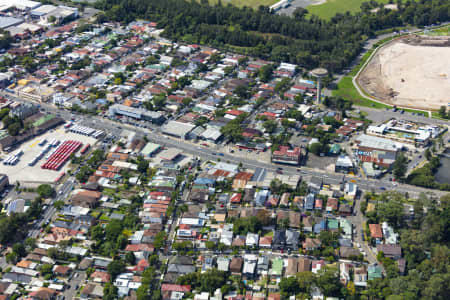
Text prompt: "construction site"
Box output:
[[358, 35, 450, 111]]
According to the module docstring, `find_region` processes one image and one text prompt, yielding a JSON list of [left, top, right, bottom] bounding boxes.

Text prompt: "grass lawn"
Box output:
[[332, 76, 390, 109], [431, 112, 449, 120], [264, 231, 274, 237], [207, 0, 278, 8], [307, 0, 389, 20]]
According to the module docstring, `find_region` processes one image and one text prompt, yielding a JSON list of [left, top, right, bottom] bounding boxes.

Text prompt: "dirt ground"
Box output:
[[358, 35, 450, 110]]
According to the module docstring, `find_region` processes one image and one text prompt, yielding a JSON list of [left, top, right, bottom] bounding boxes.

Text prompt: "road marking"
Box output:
[[30, 140, 40, 148]]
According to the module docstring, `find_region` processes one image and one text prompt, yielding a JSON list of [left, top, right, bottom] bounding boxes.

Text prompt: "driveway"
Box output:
[[63, 271, 86, 300]]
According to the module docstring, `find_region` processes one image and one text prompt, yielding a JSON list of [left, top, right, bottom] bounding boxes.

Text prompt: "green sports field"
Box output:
[[307, 0, 390, 20], [208, 0, 278, 8]]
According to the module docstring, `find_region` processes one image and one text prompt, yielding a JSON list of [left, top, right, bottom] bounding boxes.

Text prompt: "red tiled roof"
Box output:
[[369, 224, 383, 239], [234, 172, 253, 180], [273, 146, 301, 157], [125, 244, 154, 252], [91, 271, 110, 283], [161, 284, 191, 292], [230, 193, 242, 203], [225, 109, 244, 116]]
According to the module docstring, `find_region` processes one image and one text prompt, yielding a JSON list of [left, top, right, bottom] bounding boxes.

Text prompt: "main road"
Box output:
[[5, 92, 446, 198]]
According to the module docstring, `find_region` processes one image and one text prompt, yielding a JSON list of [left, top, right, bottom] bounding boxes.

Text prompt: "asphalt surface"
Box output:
[[348, 195, 377, 264], [63, 271, 87, 300], [29, 178, 76, 238]]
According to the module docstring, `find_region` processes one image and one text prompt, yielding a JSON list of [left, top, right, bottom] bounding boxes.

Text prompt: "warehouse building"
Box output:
[[140, 142, 161, 157], [354, 134, 404, 168], [161, 121, 195, 140], [0, 17, 23, 29], [0, 0, 41, 11], [108, 104, 165, 124]]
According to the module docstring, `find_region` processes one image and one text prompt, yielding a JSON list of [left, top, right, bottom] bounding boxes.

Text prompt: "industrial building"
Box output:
[[30, 4, 78, 24], [367, 119, 445, 146], [0, 0, 41, 11], [161, 121, 196, 140], [354, 134, 404, 168], [140, 142, 161, 157], [0, 17, 23, 29], [108, 104, 166, 124]]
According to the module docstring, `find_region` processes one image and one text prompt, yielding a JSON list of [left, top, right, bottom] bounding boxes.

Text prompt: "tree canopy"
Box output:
[[95, 0, 449, 73]]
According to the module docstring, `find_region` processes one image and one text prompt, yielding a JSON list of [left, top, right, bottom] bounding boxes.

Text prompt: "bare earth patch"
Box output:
[[358, 35, 450, 110]]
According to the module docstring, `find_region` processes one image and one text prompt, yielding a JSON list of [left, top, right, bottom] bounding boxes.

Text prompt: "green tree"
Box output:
[[259, 64, 274, 83], [105, 220, 123, 242], [296, 271, 316, 294], [103, 282, 118, 300], [377, 197, 405, 228], [182, 97, 192, 107], [309, 143, 322, 155], [279, 276, 300, 296], [91, 225, 104, 241], [125, 251, 136, 265], [25, 237, 36, 250], [7, 122, 21, 136], [12, 243, 26, 257], [47, 247, 59, 259], [107, 259, 126, 280], [37, 184, 54, 198], [393, 153, 408, 180], [153, 231, 166, 249], [53, 200, 65, 210], [438, 106, 447, 118], [39, 264, 53, 277], [5, 252, 17, 264], [205, 241, 217, 250], [136, 156, 149, 173], [153, 94, 167, 110], [114, 77, 123, 85], [263, 120, 278, 134], [316, 267, 342, 297]]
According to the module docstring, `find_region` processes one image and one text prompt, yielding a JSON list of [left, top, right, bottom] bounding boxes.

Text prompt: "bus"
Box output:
[[80, 144, 90, 155]]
